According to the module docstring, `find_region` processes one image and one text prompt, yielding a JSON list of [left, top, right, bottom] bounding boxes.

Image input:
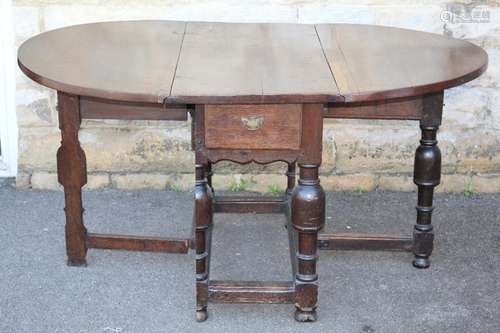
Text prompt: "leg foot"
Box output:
[[196, 308, 208, 322], [66, 258, 87, 267], [412, 256, 430, 269], [294, 308, 317, 322]]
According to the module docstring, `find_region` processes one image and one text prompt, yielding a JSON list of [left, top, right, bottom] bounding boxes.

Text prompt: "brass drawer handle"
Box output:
[[241, 116, 264, 131]]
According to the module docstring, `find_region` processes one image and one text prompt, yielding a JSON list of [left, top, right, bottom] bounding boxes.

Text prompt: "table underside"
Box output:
[[79, 95, 425, 122]]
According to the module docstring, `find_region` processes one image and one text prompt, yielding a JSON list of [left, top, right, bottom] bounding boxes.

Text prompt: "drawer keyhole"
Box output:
[[241, 116, 264, 131]]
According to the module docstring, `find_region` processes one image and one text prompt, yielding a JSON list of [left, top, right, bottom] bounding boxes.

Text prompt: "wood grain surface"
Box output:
[[204, 104, 302, 150], [18, 21, 186, 103], [315, 24, 488, 102], [170, 22, 338, 104], [18, 20, 488, 105]]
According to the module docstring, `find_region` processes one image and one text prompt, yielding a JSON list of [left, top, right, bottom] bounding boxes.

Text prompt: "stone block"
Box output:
[[84, 173, 111, 190], [451, 130, 500, 173], [168, 173, 194, 192], [31, 172, 61, 191], [472, 173, 500, 193], [377, 174, 415, 192], [443, 87, 490, 129], [321, 173, 377, 192], [322, 127, 337, 173], [437, 173, 468, 193], [18, 127, 60, 172], [15, 172, 31, 189], [111, 173, 171, 190], [487, 86, 500, 130], [16, 86, 57, 127], [78, 127, 193, 173], [16, 100, 54, 128], [331, 122, 420, 174]]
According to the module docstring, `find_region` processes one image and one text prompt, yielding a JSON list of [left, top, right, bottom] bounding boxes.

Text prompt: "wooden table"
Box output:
[[18, 21, 488, 322]]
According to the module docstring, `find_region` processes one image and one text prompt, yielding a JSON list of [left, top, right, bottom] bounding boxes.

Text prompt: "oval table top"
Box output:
[[18, 20, 488, 105]]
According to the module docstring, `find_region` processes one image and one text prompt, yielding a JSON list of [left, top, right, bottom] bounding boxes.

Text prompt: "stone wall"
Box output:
[[12, 0, 500, 193]]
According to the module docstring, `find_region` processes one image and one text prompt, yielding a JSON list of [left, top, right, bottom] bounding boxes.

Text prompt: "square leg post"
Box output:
[[412, 92, 443, 268], [291, 104, 325, 322], [57, 92, 88, 267]]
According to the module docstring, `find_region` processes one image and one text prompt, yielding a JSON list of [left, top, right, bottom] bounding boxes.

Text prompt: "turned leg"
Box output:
[[413, 125, 441, 268], [57, 92, 88, 267], [291, 164, 325, 322], [286, 162, 296, 196], [194, 163, 213, 321]]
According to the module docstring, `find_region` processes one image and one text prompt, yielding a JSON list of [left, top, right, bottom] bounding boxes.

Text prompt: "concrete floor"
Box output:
[[1, 178, 499, 333]]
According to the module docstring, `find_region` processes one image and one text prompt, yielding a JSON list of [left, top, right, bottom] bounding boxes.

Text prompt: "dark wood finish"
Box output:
[[421, 92, 444, 127], [170, 22, 339, 104], [291, 104, 325, 322], [208, 281, 295, 304], [204, 149, 299, 165], [19, 21, 487, 105], [413, 125, 440, 269], [204, 104, 302, 150], [57, 92, 88, 266], [86, 233, 190, 253], [317, 233, 413, 252], [192, 103, 327, 321], [325, 97, 423, 120], [18, 21, 186, 103], [194, 163, 214, 322], [50, 73, 194, 268], [80, 97, 187, 121], [56, 93, 191, 267], [316, 24, 488, 103], [214, 196, 286, 214], [298, 104, 324, 164], [18, 21, 488, 323], [195, 104, 302, 165], [412, 93, 443, 268]]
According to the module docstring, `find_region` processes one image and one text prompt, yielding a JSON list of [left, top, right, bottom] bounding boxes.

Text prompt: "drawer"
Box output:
[[204, 104, 302, 150]]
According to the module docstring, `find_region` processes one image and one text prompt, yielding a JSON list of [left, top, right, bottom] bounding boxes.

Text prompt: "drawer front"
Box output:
[[204, 104, 302, 150]]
